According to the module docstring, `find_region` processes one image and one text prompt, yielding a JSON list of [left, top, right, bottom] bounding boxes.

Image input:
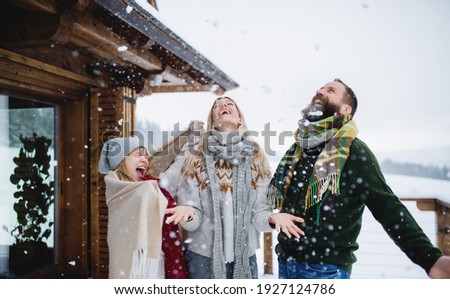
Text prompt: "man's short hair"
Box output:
[[334, 78, 358, 116]]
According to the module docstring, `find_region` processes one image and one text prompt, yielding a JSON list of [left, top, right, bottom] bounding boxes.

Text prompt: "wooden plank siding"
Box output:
[[0, 49, 92, 101], [90, 87, 136, 278]]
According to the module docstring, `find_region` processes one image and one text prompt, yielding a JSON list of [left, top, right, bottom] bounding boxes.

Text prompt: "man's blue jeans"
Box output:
[[278, 258, 350, 279]]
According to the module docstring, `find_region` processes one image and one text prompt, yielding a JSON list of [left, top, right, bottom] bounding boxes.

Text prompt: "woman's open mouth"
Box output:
[[136, 166, 147, 178]]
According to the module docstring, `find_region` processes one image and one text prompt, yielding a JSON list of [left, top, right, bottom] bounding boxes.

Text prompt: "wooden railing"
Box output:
[[262, 197, 450, 274], [401, 198, 450, 256]]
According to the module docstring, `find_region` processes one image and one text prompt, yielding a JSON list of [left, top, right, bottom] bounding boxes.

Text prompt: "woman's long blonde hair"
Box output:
[[181, 96, 272, 179]]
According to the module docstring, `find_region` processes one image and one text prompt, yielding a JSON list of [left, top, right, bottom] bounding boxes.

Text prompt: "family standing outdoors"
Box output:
[[99, 79, 450, 279]]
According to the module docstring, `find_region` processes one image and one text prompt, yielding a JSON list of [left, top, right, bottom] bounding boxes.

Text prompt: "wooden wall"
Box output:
[[90, 87, 136, 278]]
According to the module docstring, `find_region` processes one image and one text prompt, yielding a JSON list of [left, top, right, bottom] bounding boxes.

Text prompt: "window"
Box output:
[[0, 95, 57, 278]]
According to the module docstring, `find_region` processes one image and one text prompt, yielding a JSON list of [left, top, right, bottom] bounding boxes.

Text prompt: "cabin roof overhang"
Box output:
[[0, 0, 238, 96]]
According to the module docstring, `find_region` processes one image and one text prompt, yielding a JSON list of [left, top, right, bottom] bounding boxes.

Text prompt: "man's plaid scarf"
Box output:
[[269, 115, 358, 211]]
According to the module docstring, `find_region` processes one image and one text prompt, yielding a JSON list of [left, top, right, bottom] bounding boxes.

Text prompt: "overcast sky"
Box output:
[[136, 0, 450, 167]]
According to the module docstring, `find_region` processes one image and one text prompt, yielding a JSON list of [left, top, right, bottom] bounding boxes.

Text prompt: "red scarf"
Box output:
[[142, 176, 189, 279]]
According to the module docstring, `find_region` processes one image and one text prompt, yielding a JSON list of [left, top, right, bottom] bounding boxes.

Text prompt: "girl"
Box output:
[[99, 136, 191, 279]]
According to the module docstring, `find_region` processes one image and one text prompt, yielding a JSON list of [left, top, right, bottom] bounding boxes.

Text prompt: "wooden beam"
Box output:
[[0, 59, 86, 91], [13, 46, 107, 82], [417, 200, 437, 212], [68, 35, 134, 70], [400, 198, 437, 212], [0, 66, 83, 99], [0, 48, 97, 85], [8, 0, 59, 14], [0, 48, 95, 100], [56, 0, 90, 11], [69, 11, 163, 72], [145, 0, 158, 9], [0, 12, 72, 45], [0, 77, 80, 101], [160, 66, 188, 85], [149, 84, 211, 93], [8, 0, 90, 13]]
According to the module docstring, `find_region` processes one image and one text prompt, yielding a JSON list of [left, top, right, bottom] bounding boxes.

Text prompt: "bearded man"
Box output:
[[269, 78, 450, 279]]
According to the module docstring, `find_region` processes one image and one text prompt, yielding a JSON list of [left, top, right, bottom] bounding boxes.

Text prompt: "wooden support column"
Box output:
[[436, 202, 450, 256], [401, 198, 450, 256], [263, 232, 273, 275]]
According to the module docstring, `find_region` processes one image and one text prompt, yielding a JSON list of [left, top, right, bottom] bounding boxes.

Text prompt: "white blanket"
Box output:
[[104, 171, 168, 278]]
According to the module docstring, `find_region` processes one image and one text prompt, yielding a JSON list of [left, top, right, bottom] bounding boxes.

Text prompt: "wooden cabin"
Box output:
[[0, 0, 237, 278]]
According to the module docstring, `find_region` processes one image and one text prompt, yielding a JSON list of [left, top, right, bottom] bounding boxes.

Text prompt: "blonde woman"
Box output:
[[176, 97, 304, 279]]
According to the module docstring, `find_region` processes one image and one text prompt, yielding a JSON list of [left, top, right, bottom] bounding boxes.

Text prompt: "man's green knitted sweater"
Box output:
[[275, 138, 443, 275]]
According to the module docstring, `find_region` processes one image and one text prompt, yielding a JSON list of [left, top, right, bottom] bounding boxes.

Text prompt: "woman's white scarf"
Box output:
[[104, 171, 168, 278]]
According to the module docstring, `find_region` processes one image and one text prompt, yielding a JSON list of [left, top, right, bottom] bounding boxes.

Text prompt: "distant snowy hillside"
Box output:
[[375, 147, 450, 168]]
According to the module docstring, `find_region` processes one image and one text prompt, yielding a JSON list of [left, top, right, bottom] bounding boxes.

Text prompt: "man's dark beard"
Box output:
[[301, 98, 340, 122]]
